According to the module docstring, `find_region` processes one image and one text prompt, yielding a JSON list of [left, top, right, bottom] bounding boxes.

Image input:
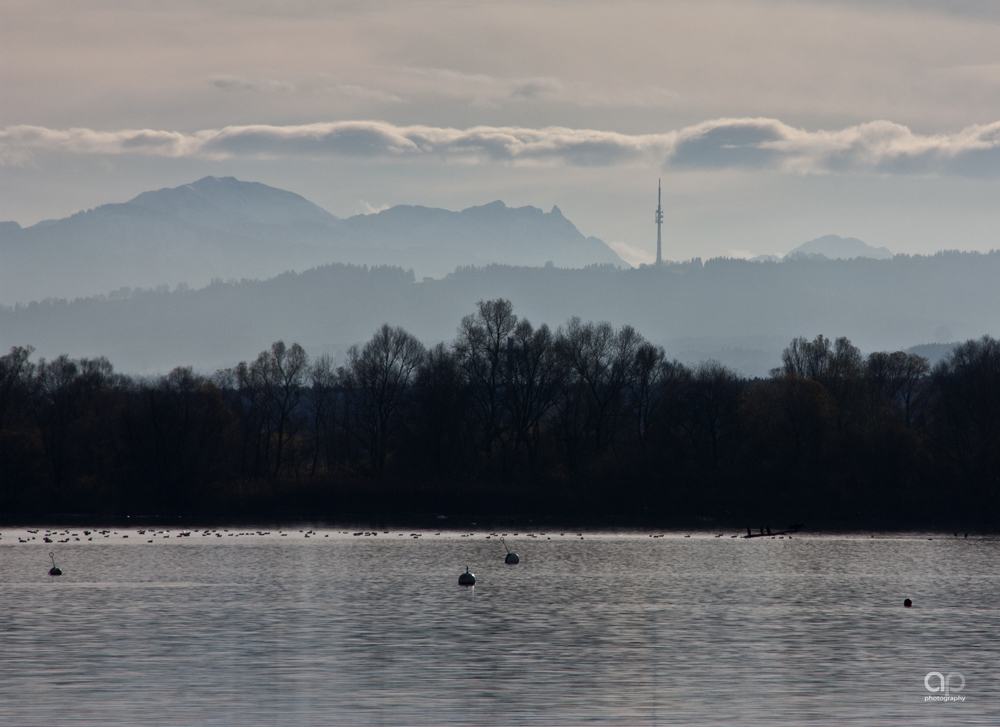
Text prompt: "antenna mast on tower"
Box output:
[[655, 179, 663, 265]]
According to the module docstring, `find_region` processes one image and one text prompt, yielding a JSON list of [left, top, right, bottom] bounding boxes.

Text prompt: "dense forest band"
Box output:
[[1, 299, 998, 527]]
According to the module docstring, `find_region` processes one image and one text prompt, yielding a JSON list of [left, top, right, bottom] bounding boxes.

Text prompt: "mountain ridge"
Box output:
[[128, 176, 341, 230], [0, 176, 626, 304], [787, 234, 893, 260], [752, 234, 893, 262]]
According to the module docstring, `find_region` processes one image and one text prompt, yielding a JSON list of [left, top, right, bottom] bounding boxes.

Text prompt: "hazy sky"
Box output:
[[4, 0, 1000, 265]]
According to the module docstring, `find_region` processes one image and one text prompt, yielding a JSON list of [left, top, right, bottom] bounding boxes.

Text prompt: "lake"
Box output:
[[1, 527, 996, 725]]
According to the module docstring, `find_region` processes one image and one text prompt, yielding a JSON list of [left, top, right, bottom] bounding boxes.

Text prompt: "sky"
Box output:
[[4, 0, 1000, 266]]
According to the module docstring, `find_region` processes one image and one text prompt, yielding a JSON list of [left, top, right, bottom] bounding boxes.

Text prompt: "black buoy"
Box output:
[[458, 567, 476, 586], [501, 538, 519, 565], [903, 598, 912, 608], [48, 552, 62, 577]]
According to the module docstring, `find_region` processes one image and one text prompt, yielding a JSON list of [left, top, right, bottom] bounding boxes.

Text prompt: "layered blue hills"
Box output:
[[0, 176, 625, 304]]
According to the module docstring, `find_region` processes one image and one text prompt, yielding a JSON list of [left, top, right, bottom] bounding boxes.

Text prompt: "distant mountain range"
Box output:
[[4, 177, 985, 378], [752, 235, 893, 262], [0, 176, 625, 304]]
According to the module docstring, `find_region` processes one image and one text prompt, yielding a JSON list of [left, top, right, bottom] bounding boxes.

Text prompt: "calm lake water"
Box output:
[[0, 527, 996, 726]]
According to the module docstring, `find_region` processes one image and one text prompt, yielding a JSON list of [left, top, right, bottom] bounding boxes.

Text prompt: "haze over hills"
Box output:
[[0, 252, 990, 376], [0, 176, 625, 304], [0, 177, 990, 377], [752, 234, 894, 262]]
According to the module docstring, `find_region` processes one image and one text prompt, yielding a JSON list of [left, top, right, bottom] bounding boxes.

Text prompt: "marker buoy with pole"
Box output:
[[48, 552, 63, 576], [501, 538, 519, 565]]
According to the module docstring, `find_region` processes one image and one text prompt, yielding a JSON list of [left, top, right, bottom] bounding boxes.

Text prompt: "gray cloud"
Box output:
[[209, 75, 296, 93], [392, 67, 567, 108], [671, 117, 1000, 177], [509, 77, 565, 100], [391, 67, 677, 109], [331, 84, 405, 104], [671, 119, 786, 170], [5, 118, 1000, 176]]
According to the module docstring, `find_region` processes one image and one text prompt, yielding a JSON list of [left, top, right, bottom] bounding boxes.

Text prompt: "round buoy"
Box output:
[[48, 552, 63, 577], [903, 598, 912, 608], [458, 567, 476, 586], [501, 538, 519, 565]]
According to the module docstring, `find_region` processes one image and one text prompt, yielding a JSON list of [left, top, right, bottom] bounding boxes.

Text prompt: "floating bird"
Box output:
[[501, 538, 519, 565], [48, 552, 63, 577], [458, 567, 476, 586]]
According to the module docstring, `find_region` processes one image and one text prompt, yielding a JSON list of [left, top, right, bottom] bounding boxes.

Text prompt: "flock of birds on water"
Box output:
[[4, 526, 971, 600]]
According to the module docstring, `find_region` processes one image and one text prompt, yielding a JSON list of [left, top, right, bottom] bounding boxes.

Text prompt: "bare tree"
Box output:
[[214, 360, 269, 479], [933, 335, 1000, 471], [629, 343, 686, 448], [776, 334, 861, 386], [897, 352, 931, 429], [681, 360, 742, 471], [503, 319, 560, 459], [121, 366, 231, 511], [35, 355, 116, 495], [257, 341, 309, 478], [412, 343, 469, 477], [454, 298, 518, 455], [0, 346, 35, 429], [555, 318, 645, 451], [866, 350, 930, 428], [308, 353, 339, 477], [344, 325, 426, 471]]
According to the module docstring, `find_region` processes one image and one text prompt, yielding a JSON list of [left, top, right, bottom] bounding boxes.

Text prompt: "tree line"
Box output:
[[1, 298, 998, 527]]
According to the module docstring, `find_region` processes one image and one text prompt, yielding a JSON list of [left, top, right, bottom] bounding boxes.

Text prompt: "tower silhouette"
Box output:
[[655, 179, 663, 265]]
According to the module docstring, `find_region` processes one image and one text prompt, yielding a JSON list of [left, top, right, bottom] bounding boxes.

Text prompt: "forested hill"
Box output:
[[1, 249, 997, 375]]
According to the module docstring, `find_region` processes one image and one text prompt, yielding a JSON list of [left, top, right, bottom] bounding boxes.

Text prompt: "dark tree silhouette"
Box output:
[[554, 318, 644, 454], [932, 336, 1000, 508], [343, 324, 426, 471], [307, 353, 339, 477], [454, 298, 518, 459], [4, 309, 1000, 528], [256, 341, 309, 479], [503, 319, 560, 462]]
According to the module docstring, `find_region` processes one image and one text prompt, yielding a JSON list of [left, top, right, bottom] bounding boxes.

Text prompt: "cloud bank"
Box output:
[[0, 122, 665, 167], [670, 118, 1000, 177], [5, 118, 1000, 176]]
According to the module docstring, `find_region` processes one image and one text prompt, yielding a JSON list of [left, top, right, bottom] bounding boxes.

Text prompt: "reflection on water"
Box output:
[[1, 529, 997, 725]]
